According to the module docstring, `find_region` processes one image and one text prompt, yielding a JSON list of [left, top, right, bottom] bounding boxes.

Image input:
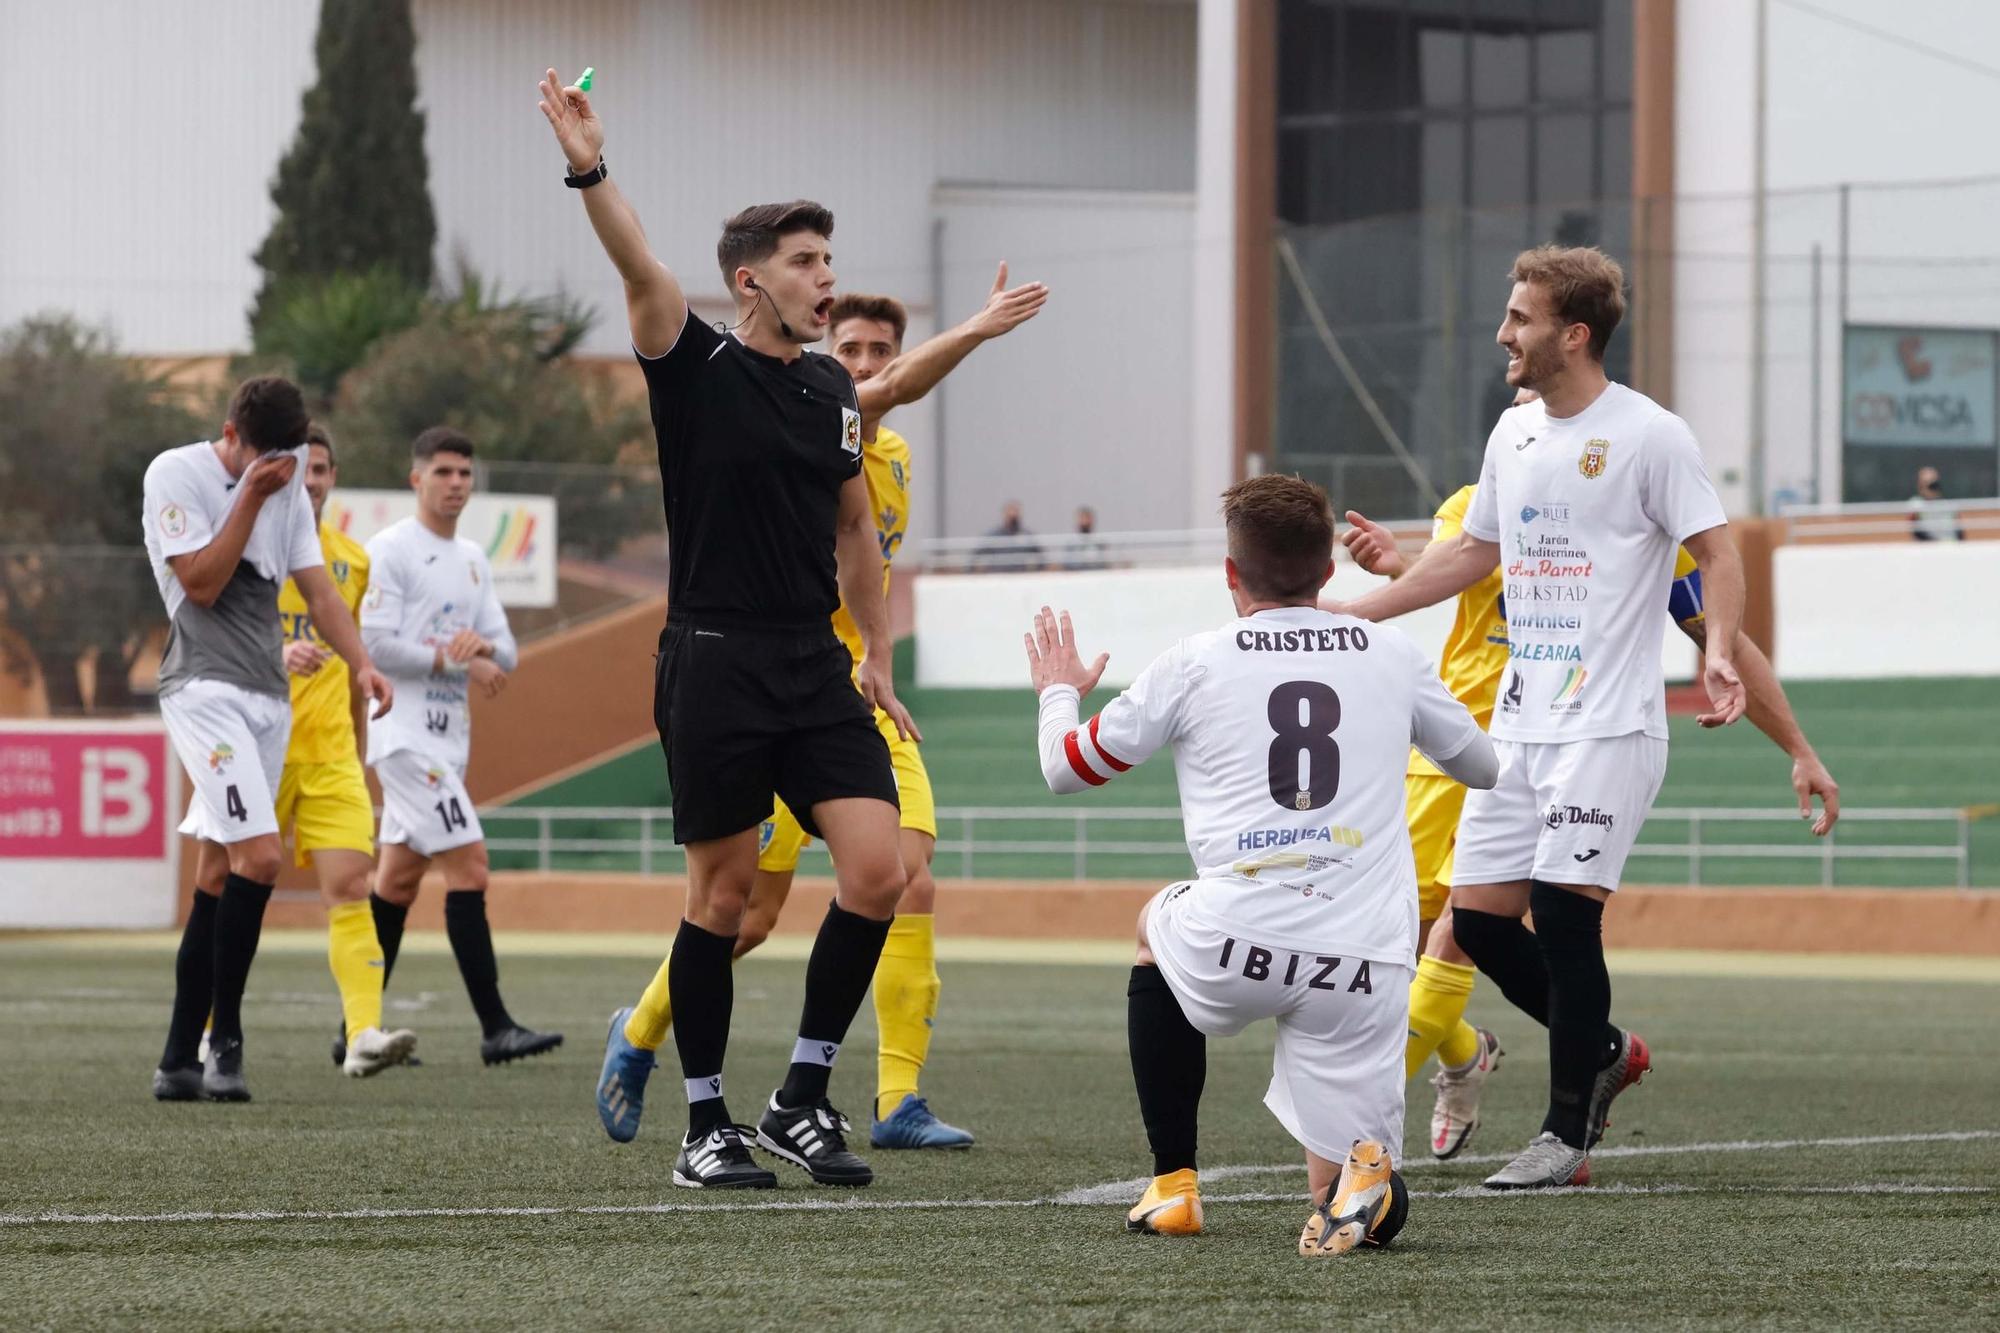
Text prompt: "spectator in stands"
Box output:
[[1062, 506, 1109, 571], [975, 500, 1043, 572], [1910, 466, 1964, 542]]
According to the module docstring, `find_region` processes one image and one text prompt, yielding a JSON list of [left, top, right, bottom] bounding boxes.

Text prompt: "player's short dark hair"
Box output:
[[226, 375, 310, 454], [305, 421, 335, 461], [411, 426, 475, 465], [717, 200, 835, 295], [1221, 474, 1336, 602], [1510, 245, 1627, 360], [829, 293, 907, 346]]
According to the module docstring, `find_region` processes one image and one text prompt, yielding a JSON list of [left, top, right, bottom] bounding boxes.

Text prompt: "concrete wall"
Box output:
[[1774, 542, 2000, 679]]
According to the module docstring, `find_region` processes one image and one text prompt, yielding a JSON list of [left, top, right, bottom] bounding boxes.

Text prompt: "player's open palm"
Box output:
[[969, 262, 1050, 340], [538, 68, 603, 172], [1341, 510, 1405, 578], [1025, 606, 1109, 695]]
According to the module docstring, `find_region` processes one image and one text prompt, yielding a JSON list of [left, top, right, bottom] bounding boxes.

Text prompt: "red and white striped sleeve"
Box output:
[[1036, 642, 1188, 795]]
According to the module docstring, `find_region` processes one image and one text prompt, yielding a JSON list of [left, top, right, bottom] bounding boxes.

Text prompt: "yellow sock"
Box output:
[[327, 900, 384, 1042], [1405, 954, 1479, 1078], [874, 914, 939, 1121], [625, 954, 673, 1051]]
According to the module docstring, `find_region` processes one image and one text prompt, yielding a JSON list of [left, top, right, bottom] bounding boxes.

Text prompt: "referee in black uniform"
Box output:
[[541, 70, 917, 1189]]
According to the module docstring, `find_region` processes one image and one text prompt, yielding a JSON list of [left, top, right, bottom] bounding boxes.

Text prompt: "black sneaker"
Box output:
[[755, 1095, 874, 1186], [481, 1024, 563, 1066], [151, 1065, 202, 1101], [202, 1037, 251, 1102], [672, 1124, 778, 1190]]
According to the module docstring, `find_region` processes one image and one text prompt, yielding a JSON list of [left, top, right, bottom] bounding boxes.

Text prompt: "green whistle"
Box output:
[[578, 67, 595, 92]]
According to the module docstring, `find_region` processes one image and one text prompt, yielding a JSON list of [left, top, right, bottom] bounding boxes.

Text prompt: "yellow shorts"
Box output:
[[1405, 770, 1468, 922], [275, 758, 375, 868], [757, 710, 936, 874]]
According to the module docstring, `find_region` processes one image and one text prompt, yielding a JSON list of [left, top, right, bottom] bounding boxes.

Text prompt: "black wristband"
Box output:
[[563, 156, 609, 189]]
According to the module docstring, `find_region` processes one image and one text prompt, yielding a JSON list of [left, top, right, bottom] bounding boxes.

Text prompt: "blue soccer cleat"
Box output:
[[595, 1006, 656, 1144], [870, 1094, 975, 1150]]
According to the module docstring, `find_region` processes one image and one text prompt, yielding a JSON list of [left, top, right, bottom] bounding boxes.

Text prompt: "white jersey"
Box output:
[[140, 441, 319, 699], [360, 517, 517, 768], [1463, 382, 1727, 744], [1037, 606, 1483, 965]]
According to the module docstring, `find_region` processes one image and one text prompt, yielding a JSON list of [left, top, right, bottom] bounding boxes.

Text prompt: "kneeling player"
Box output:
[[1025, 476, 1497, 1253]]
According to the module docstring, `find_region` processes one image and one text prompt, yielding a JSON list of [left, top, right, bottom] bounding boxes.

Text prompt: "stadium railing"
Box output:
[[480, 804, 1981, 889]]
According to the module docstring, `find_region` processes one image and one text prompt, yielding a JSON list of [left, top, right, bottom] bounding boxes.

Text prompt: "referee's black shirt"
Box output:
[[640, 312, 864, 630]]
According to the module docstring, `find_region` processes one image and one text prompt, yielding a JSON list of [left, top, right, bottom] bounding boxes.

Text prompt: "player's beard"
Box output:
[[1509, 336, 1563, 392]]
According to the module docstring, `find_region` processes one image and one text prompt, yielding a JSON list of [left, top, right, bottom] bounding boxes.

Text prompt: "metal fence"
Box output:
[[481, 804, 1980, 890]]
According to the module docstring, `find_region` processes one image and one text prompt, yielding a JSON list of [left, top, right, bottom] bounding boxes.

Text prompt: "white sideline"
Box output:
[[1, 1129, 1993, 1229], [1051, 1129, 2000, 1205]]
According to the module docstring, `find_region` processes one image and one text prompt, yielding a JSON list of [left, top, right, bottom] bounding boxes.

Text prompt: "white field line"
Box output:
[[1051, 1129, 2000, 1205], [2, 1130, 1994, 1230]]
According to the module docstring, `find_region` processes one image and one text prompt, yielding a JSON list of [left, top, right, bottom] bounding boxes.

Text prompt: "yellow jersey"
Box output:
[[278, 523, 369, 766], [831, 425, 912, 665], [1408, 487, 1704, 777]]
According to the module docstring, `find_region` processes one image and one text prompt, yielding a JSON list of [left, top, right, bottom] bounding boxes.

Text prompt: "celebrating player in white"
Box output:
[[361, 427, 561, 1066], [1027, 475, 1497, 1256], [1332, 245, 1746, 1190]]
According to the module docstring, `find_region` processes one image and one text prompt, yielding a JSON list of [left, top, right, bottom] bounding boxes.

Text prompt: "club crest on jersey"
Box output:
[[331, 559, 349, 584], [1294, 792, 1313, 810], [1578, 438, 1610, 479], [840, 406, 863, 458], [890, 459, 905, 489]]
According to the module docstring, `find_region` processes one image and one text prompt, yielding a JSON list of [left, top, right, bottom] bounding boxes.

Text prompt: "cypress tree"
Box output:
[[250, 0, 435, 339]]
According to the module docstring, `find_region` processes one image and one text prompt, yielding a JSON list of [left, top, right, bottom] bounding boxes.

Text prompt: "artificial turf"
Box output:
[[2, 935, 1996, 1329]]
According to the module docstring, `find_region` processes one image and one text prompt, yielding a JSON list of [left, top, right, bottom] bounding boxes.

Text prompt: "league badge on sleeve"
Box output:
[[160, 503, 188, 539], [840, 407, 863, 458], [1578, 439, 1610, 479]]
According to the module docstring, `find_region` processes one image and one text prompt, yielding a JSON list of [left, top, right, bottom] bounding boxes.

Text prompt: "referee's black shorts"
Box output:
[[654, 619, 898, 845]]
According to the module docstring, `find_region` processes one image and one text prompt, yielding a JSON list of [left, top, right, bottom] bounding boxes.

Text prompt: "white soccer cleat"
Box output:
[[1482, 1131, 1591, 1190], [1430, 1027, 1503, 1159], [342, 1026, 418, 1078]]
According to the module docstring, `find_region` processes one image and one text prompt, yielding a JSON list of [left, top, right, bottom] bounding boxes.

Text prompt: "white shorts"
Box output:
[[1451, 733, 1669, 891], [161, 679, 291, 845], [375, 750, 484, 856], [1144, 882, 1409, 1165]]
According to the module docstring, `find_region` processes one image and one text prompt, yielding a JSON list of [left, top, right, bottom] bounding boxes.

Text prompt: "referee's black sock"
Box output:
[[670, 919, 738, 1138], [1128, 965, 1204, 1177], [444, 889, 514, 1038], [1530, 881, 1612, 1150], [159, 890, 219, 1069], [1450, 907, 1551, 1026], [777, 903, 892, 1109], [210, 874, 273, 1046], [369, 892, 409, 986]]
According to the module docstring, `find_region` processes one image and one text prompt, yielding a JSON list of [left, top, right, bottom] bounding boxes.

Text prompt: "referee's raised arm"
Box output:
[[539, 69, 687, 357]]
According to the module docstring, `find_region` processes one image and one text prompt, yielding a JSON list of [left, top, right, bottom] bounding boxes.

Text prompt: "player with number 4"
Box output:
[[360, 427, 562, 1067]]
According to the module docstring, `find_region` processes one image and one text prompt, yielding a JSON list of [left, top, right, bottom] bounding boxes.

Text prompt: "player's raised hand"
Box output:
[[355, 664, 394, 719], [538, 68, 604, 172], [1791, 752, 1840, 837], [1025, 606, 1109, 695], [1340, 510, 1406, 578], [857, 653, 922, 743], [966, 262, 1050, 340], [283, 640, 329, 676], [1698, 653, 1747, 727], [243, 452, 297, 500]]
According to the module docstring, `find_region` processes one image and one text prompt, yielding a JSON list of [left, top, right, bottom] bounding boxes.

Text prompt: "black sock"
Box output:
[[1530, 882, 1612, 1149], [369, 893, 408, 985], [779, 904, 894, 1108], [1128, 965, 1205, 1177], [444, 889, 513, 1037], [160, 891, 220, 1069], [1451, 907, 1551, 1026], [210, 874, 273, 1046], [670, 919, 738, 1137]]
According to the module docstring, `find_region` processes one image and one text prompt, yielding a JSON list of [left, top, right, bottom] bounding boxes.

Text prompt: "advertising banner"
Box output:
[[0, 720, 180, 928], [323, 491, 558, 608], [1843, 326, 1998, 449]]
